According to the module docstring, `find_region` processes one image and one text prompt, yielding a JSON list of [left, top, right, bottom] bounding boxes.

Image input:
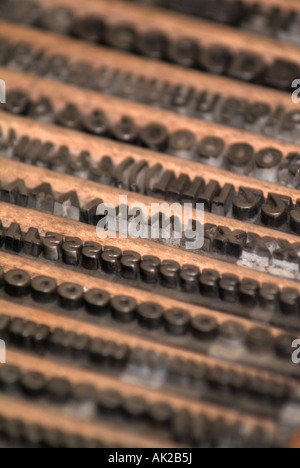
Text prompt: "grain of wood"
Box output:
[[0, 294, 293, 384], [0, 393, 177, 447], [24, 0, 300, 65], [0, 20, 296, 104], [1, 202, 300, 309], [4, 348, 278, 430]]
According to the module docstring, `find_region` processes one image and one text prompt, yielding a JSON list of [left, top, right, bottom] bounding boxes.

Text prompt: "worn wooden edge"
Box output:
[[25, 0, 300, 65], [1, 67, 300, 173], [0, 293, 293, 384], [2, 155, 300, 265], [0, 250, 277, 332], [0, 20, 296, 105], [2, 202, 300, 324], [0, 392, 176, 448], [2, 347, 277, 429], [2, 108, 300, 208], [0, 245, 288, 337], [231, 0, 300, 13]]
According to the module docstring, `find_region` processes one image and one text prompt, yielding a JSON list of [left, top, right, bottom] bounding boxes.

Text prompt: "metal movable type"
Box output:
[[28, 183, 54, 213], [72, 16, 105, 43], [181, 177, 205, 206], [80, 199, 104, 226], [83, 109, 109, 136], [262, 106, 285, 139], [290, 201, 300, 234], [110, 295, 137, 323], [139, 122, 169, 152], [239, 278, 259, 307], [35, 142, 55, 169], [23, 227, 42, 257], [62, 236, 83, 266], [0, 38, 10, 65], [197, 137, 225, 168], [67, 151, 90, 179], [4, 223, 23, 252], [30, 276, 57, 303], [254, 148, 283, 182], [212, 183, 234, 216], [81, 241, 102, 270], [143, 163, 163, 197], [244, 101, 271, 133], [264, 59, 299, 90], [279, 288, 299, 315], [168, 85, 195, 115], [53, 190, 80, 221], [200, 45, 231, 75], [41, 232, 63, 261], [152, 170, 175, 199], [67, 61, 94, 88], [55, 103, 82, 130], [0, 179, 28, 206], [101, 246, 122, 274], [4, 269, 30, 297], [213, 226, 246, 258], [90, 67, 121, 93], [46, 377, 71, 403], [123, 396, 148, 418], [275, 334, 296, 359], [258, 283, 279, 312], [191, 314, 218, 341], [219, 321, 245, 342], [113, 157, 135, 189], [106, 23, 137, 52], [246, 327, 273, 353], [137, 302, 164, 330], [120, 250, 141, 280], [219, 274, 240, 305], [226, 143, 254, 175], [140, 255, 161, 283], [280, 111, 300, 144], [179, 265, 200, 292], [228, 51, 266, 82], [168, 129, 196, 160], [199, 269, 219, 297], [159, 260, 180, 289], [89, 157, 114, 185], [261, 193, 291, 228], [168, 37, 199, 68], [23, 139, 43, 165], [220, 97, 247, 129], [84, 288, 110, 315], [49, 146, 71, 173], [138, 30, 169, 60], [45, 55, 70, 81], [1, 0, 40, 25], [5, 90, 29, 115], [0, 364, 21, 391], [57, 282, 84, 310], [196, 180, 220, 212], [129, 160, 149, 193], [166, 174, 191, 203], [232, 187, 263, 221], [164, 308, 189, 336], [193, 91, 221, 121], [112, 116, 138, 144], [242, 233, 272, 266], [41, 7, 74, 34]]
